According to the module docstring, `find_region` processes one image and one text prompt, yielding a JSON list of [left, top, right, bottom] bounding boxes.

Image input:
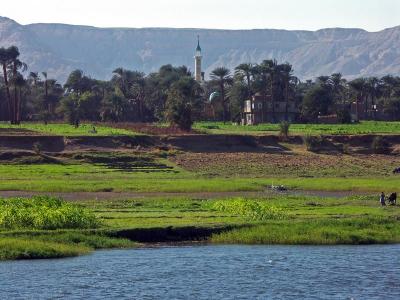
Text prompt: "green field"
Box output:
[[0, 151, 399, 193], [0, 122, 136, 136], [0, 162, 399, 193], [2, 121, 400, 137], [194, 121, 400, 135]]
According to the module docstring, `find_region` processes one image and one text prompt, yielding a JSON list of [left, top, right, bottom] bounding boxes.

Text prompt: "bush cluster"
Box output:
[[0, 196, 99, 230], [211, 198, 286, 221]]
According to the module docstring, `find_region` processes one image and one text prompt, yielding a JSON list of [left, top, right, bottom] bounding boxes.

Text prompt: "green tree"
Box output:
[[100, 93, 128, 122], [235, 63, 254, 99], [0, 47, 12, 122], [58, 94, 82, 127], [210, 67, 233, 123], [301, 85, 333, 122], [349, 78, 367, 121], [165, 88, 193, 130], [164, 75, 202, 130]]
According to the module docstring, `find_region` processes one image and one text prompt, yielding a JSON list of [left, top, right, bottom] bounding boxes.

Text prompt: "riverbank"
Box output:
[[1, 194, 399, 261]]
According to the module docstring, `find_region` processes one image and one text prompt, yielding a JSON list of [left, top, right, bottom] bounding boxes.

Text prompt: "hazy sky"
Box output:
[[2, 0, 400, 31]]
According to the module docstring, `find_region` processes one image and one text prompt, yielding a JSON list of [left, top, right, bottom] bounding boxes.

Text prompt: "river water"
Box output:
[[0, 245, 399, 299]]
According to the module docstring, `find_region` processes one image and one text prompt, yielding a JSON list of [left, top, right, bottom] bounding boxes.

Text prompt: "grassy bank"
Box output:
[[0, 122, 136, 136], [87, 195, 400, 244], [211, 218, 400, 245], [194, 121, 400, 135], [1, 194, 399, 260]]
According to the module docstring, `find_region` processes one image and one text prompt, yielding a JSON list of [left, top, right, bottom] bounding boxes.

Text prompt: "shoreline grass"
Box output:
[[211, 217, 400, 245], [0, 238, 91, 260]]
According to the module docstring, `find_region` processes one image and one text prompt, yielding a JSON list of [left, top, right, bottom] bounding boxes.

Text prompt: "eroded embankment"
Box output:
[[112, 225, 241, 243], [1, 133, 400, 153]]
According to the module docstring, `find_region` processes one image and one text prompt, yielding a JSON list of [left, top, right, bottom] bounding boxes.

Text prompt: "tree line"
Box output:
[[1, 46, 400, 129]]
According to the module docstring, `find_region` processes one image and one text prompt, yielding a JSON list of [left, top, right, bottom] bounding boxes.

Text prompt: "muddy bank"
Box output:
[[113, 225, 239, 243]]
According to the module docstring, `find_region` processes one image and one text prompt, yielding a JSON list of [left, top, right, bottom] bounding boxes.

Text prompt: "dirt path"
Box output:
[[0, 189, 373, 201]]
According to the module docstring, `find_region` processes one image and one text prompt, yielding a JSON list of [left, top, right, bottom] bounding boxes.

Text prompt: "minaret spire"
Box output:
[[194, 35, 202, 82]]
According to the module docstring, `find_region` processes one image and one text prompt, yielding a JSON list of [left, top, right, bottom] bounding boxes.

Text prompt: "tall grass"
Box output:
[[0, 238, 91, 260], [210, 198, 286, 221], [212, 217, 400, 245], [0, 196, 99, 230]]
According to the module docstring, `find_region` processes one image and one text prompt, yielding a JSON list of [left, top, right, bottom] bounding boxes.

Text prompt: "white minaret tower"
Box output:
[[194, 35, 202, 82]]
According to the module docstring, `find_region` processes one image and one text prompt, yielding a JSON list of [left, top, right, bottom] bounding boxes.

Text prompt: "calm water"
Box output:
[[1, 245, 400, 299]]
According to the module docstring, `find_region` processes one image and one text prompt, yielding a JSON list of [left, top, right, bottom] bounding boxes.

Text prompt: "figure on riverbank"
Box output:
[[380, 192, 386, 206], [388, 192, 397, 205]]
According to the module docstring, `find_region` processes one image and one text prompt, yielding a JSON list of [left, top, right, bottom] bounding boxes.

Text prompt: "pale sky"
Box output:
[[2, 0, 400, 31]]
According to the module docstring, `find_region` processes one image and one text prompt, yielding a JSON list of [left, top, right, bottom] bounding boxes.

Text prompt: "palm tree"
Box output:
[[13, 73, 26, 124], [260, 59, 279, 123], [8, 46, 27, 124], [278, 63, 297, 121], [210, 67, 233, 123], [28, 72, 40, 86], [366, 77, 381, 120], [0, 47, 12, 122], [381, 75, 396, 101], [235, 63, 253, 99], [328, 73, 347, 105], [349, 78, 367, 121]]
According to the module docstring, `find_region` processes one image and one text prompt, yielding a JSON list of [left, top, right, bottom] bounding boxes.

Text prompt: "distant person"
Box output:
[[380, 192, 386, 206], [388, 192, 397, 206]]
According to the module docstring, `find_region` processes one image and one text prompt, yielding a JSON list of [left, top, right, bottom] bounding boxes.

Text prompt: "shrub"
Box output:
[[303, 135, 324, 152], [211, 198, 286, 221], [371, 136, 390, 154], [0, 196, 99, 230], [279, 121, 290, 140]]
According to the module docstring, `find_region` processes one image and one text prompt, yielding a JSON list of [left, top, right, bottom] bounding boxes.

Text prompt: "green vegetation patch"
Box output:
[[209, 198, 286, 221], [211, 217, 400, 245], [0, 196, 99, 230], [194, 121, 400, 135], [0, 238, 91, 260], [0, 122, 136, 136]]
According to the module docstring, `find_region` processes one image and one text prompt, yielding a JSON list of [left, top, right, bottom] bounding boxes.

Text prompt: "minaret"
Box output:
[[194, 35, 202, 82]]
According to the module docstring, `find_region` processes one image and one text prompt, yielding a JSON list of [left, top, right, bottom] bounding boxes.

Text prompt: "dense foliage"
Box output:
[[1, 46, 400, 129], [0, 196, 99, 230]]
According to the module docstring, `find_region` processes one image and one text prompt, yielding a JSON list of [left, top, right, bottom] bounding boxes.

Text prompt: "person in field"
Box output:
[[380, 192, 386, 206]]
